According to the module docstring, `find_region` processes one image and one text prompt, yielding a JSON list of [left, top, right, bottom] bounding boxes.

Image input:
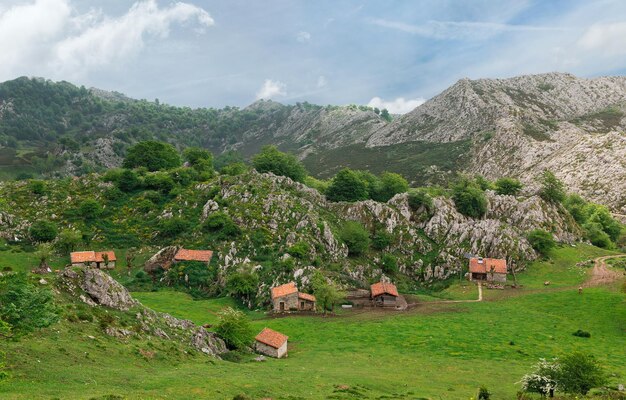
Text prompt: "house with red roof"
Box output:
[[70, 251, 117, 269], [270, 282, 316, 312], [173, 248, 213, 264], [255, 327, 288, 358], [468, 257, 507, 283], [370, 281, 399, 307]]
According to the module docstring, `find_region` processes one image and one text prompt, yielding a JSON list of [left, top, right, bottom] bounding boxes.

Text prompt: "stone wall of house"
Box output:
[[299, 299, 316, 311], [489, 272, 507, 283], [374, 295, 397, 307], [272, 292, 299, 311], [255, 341, 287, 358]]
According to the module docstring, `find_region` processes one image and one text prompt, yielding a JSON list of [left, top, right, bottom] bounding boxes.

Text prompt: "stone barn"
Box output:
[[370, 281, 399, 307], [173, 248, 213, 264], [270, 282, 316, 312], [469, 257, 507, 283], [255, 327, 288, 358], [70, 251, 116, 269]]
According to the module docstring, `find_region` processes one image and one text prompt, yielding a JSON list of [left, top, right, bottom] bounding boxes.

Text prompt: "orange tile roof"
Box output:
[[298, 292, 316, 302], [271, 282, 298, 299], [370, 281, 399, 297], [469, 258, 507, 274], [174, 249, 213, 262], [255, 327, 288, 349], [70, 251, 116, 263]]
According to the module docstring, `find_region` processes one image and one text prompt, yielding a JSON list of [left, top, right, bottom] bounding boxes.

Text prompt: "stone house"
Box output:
[[270, 282, 316, 312], [70, 251, 117, 269], [255, 327, 288, 358], [173, 248, 214, 264], [468, 257, 507, 282], [370, 281, 398, 307]]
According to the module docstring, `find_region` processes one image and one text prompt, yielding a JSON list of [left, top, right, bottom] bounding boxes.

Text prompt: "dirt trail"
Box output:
[[583, 255, 625, 287]]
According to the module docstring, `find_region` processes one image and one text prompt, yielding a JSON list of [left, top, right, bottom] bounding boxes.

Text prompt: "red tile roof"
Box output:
[[70, 251, 116, 263], [298, 292, 316, 302], [174, 249, 213, 262], [370, 281, 399, 297], [271, 282, 298, 299], [255, 327, 288, 349], [469, 258, 507, 274]]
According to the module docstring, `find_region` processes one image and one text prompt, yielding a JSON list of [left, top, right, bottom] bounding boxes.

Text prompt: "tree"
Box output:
[[183, 147, 214, 174], [326, 168, 368, 202], [339, 221, 370, 256], [226, 271, 259, 305], [252, 145, 307, 182], [35, 244, 53, 271], [144, 172, 175, 193], [158, 217, 189, 238], [29, 220, 57, 243], [564, 194, 588, 224], [56, 229, 82, 253], [116, 169, 141, 192], [582, 222, 613, 248], [452, 179, 488, 218], [527, 229, 556, 256], [0, 273, 59, 336], [215, 150, 244, 171], [372, 172, 409, 202], [202, 212, 241, 240], [311, 271, 343, 314], [123, 141, 181, 171], [381, 253, 398, 274], [407, 189, 434, 214], [538, 170, 565, 203], [28, 180, 47, 196], [557, 353, 607, 395], [214, 307, 254, 350], [519, 358, 560, 398], [475, 175, 494, 191], [380, 108, 391, 122], [79, 199, 102, 220], [495, 177, 523, 196], [586, 206, 621, 243]]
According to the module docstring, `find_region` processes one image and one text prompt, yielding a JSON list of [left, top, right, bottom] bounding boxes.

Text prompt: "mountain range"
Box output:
[[0, 72, 625, 211]]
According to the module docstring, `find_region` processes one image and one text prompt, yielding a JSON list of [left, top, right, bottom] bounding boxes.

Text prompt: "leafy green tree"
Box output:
[[215, 307, 254, 350], [252, 145, 307, 182], [183, 147, 214, 174], [35, 243, 53, 270], [144, 172, 175, 193], [538, 170, 566, 203], [452, 179, 488, 218], [79, 199, 102, 220], [158, 217, 189, 238], [380, 108, 392, 122], [123, 141, 181, 171], [326, 168, 368, 202], [586, 206, 621, 243], [495, 177, 523, 196], [372, 172, 409, 202], [56, 229, 82, 253], [339, 221, 370, 256], [226, 271, 259, 304], [475, 175, 494, 191], [214, 150, 244, 171], [371, 230, 393, 250], [311, 271, 343, 314], [564, 194, 588, 224], [29, 220, 58, 242], [0, 273, 59, 336], [557, 352, 607, 395], [582, 222, 613, 248], [381, 254, 398, 274], [220, 162, 248, 176], [116, 169, 141, 192], [203, 212, 241, 240], [527, 229, 556, 255]]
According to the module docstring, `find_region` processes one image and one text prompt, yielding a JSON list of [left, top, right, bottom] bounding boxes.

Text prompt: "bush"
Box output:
[[407, 189, 434, 214], [144, 172, 175, 193], [79, 199, 102, 220], [326, 168, 369, 202], [557, 352, 607, 395], [381, 254, 398, 274], [339, 221, 370, 256], [123, 141, 181, 171], [583, 222, 613, 248], [56, 229, 82, 253], [371, 172, 408, 202], [215, 307, 254, 350], [287, 241, 309, 259], [29, 220, 58, 242], [183, 147, 214, 172], [252, 145, 307, 182], [453, 185, 487, 218], [116, 169, 141, 192], [538, 170, 565, 203], [477, 385, 491, 400], [495, 177, 523, 196], [371, 230, 393, 250], [572, 329, 591, 338], [527, 229, 555, 255], [28, 180, 47, 196], [221, 162, 248, 176], [225, 272, 259, 304], [202, 212, 241, 240], [158, 217, 189, 238]]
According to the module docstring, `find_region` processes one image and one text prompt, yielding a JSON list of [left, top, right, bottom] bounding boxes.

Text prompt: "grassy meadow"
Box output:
[[0, 244, 625, 399]]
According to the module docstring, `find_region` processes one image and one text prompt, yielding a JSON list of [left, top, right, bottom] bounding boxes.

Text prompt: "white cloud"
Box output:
[[316, 75, 327, 88], [296, 31, 311, 43], [367, 96, 425, 114], [0, 0, 213, 81], [256, 79, 287, 99], [578, 22, 626, 56]]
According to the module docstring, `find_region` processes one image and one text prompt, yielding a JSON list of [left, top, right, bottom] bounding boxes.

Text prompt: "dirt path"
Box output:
[[583, 255, 625, 287]]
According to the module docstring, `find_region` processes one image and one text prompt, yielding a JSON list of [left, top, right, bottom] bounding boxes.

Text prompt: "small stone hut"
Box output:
[[270, 282, 316, 312], [173, 248, 214, 264], [70, 251, 116, 269], [468, 257, 507, 283], [370, 281, 398, 307], [255, 327, 288, 358]]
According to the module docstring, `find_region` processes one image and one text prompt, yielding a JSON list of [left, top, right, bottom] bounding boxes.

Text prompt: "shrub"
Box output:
[[339, 221, 370, 256], [477, 385, 491, 400], [144, 172, 175, 193], [583, 222, 613, 248], [407, 189, 434, 214], [381, 254, 398, 274], [116, 169, 141, 192], [168, 167, 199, 186], [326, 168, 369, 202], [28, 180, 47, 196], [287, 241, 309, 259], [252, 145, 307, 182], [371, 172, 408, 202], [29, 220, 58, 243], [557, 352, 607, 395], [79, 199, 102, 220], [158, 217, 189, 238], [538, 170, 565, 203], [475, 176, 494, 191], [371, 230, 393, 250], [527, 229, 555, 255], [123, 141, 181, 171], [56, 229, 82, 253], [572, 329, 591, 338], [183, 147, 214, 173], [453, 185, 487, 218], [220, 162, 248, 176], [311, 270, 343, 314], [225, 272, 259, 304], [203, 212, 241, 240], [215, 307, 254, 350], [495, 177, 523, 196]]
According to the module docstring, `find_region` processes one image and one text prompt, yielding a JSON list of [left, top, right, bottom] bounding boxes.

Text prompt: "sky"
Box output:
[[2, 0, 626, 113]]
